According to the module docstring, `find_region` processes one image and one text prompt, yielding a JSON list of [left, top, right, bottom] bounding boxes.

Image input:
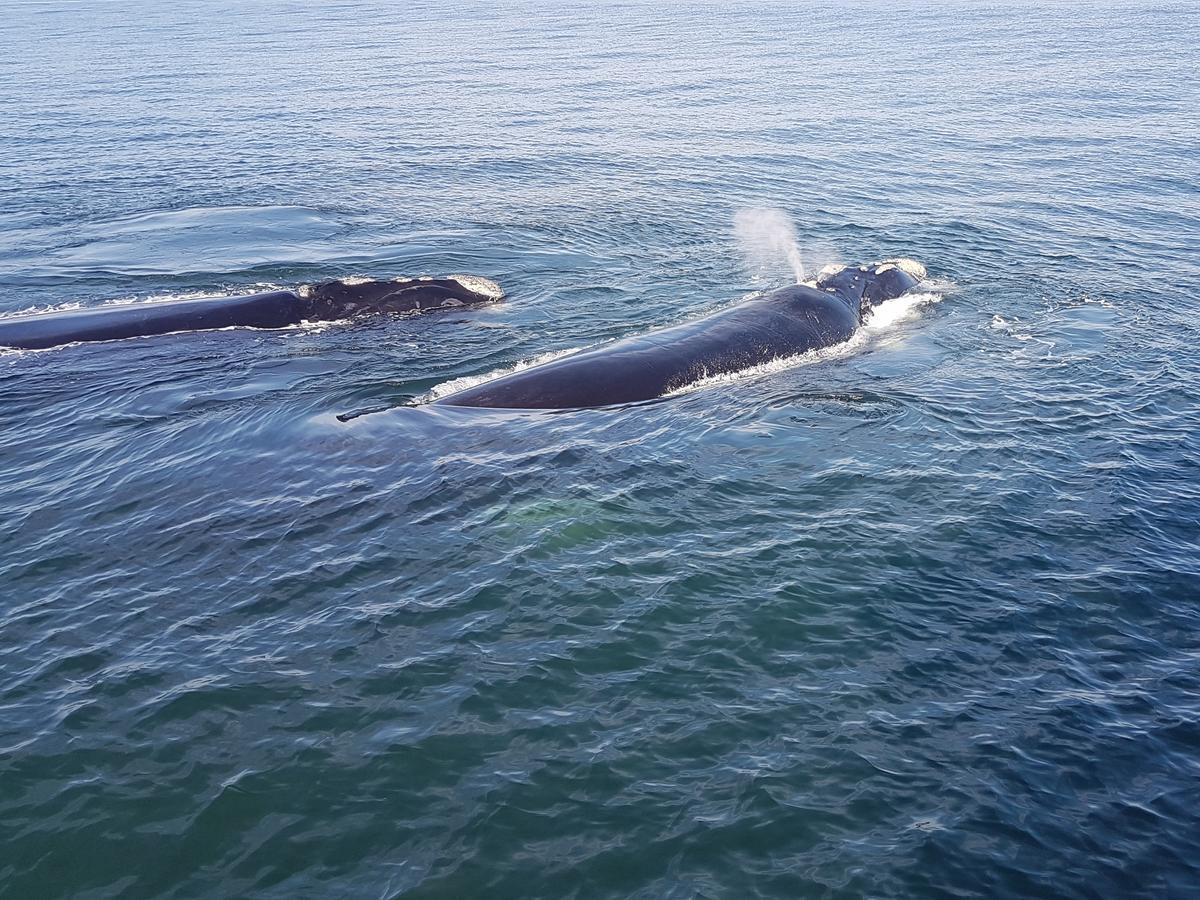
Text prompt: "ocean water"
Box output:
[[2, 1, 1199, 896]]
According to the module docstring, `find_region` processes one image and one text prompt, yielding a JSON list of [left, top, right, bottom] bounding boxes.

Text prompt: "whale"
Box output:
[[0, 274, 504, 350], [434, 259, 926, 409]]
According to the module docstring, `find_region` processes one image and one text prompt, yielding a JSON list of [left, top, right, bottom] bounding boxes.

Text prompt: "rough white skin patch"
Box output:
[[448, 274, 504, 299], [819, 258, 928, 285], [882, 258, 927, 280]]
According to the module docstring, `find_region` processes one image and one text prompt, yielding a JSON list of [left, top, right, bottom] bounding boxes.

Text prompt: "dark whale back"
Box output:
[[816, 263, 923, 313], [303, 275, 504, 319], [436, 284, 860, 409], [0, 291, 304, 350], [0, 275, 505, 351], [436, 258, 927, 410]]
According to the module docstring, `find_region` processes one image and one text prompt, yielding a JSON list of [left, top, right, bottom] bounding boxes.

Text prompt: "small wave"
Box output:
[[421, 347, 589, 402], [0, 301, 83, 320]]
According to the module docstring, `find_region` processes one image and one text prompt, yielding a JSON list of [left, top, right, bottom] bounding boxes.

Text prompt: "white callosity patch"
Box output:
[[813, 264, 843, 294], [305, 274, 503, 301], [324, 273, 503, 299], [448, 274, 505, 300], [821, 259, 927, 281], [881, 258, 927, 280]]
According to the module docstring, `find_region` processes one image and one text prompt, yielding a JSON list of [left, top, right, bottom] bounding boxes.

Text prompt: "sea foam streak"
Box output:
[[421, 347, 588, 402], [863, 288, 942, 330]]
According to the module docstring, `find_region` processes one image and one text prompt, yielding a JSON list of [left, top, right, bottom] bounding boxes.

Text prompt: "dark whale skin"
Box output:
[[435, 259, 924, 410], [436, 284, 860, 410], [0, 276, 504, 351], [0, 291, 304, 350]]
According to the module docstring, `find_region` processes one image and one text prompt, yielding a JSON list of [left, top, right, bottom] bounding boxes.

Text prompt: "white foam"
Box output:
[[863, 289, 942, 330], [0, 301, 83, 320], [882, 257, 927, 280], [421, 346, 589, 402], [664, 331, 869, 397]]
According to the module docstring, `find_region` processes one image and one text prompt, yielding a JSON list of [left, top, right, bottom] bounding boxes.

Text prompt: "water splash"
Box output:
[[863, 289, 942, 330], [733, 207, 806, 284]]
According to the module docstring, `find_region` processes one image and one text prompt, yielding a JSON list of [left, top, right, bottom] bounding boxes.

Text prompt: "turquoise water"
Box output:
[[3, 1, 1199, 896]]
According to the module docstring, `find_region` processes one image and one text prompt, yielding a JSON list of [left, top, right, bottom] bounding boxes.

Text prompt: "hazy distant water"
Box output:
[[2, 1, 1199, 897]]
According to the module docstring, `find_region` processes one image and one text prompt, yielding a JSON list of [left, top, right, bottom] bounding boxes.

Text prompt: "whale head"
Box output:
[[816, 259, 926, 317], [300, 275, 504, 321]]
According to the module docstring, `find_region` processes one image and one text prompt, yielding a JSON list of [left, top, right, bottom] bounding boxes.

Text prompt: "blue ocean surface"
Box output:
[[2, 1, 1199, 896]]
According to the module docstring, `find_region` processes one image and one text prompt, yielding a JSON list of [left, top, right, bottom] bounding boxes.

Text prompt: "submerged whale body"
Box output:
[[0, 275, 504, 350], [435, 259, 927, 409]]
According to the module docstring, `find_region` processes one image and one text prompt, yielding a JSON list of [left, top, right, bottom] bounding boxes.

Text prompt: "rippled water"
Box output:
[[3, 1, 1199, 896]]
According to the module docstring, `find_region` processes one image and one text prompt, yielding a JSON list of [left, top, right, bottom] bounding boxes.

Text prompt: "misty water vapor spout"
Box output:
[[734, 207, 806, 284]]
